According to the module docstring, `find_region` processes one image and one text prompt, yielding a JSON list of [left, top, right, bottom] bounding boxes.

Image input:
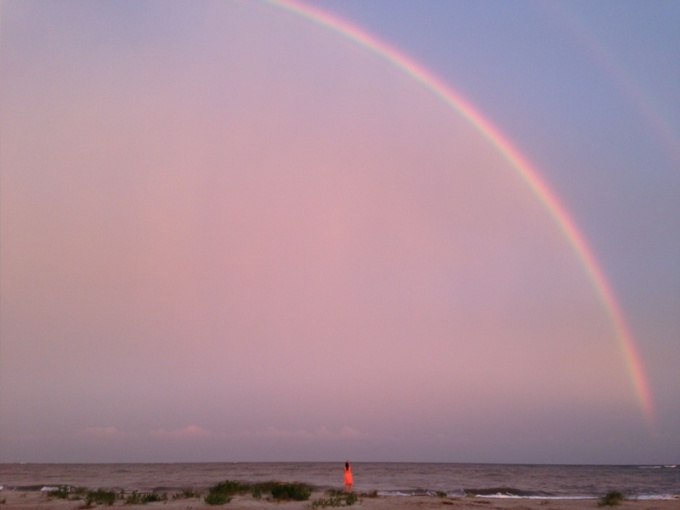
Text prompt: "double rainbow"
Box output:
[[266, 0, 654, 426]]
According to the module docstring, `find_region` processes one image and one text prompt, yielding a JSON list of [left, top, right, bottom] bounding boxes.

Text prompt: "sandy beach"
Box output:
[[2, 490, 679, 510]]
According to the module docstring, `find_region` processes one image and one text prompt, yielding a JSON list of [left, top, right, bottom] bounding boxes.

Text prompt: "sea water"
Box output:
[[0, 463, 678, 500]]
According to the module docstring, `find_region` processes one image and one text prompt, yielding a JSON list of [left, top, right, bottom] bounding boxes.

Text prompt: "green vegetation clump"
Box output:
[[48, 487, 73, 499], [251, 486, 263, 499], [172, 488, 201, 500], [204, 480, 246, 505], [204, 492, 232, 505], [48, 486, 200, 506], [49, 487, 69, 499], [210, 481, 250, 495], [311, 490, 358, 507], [345, 492, 359, 506], [86, 489, 117, 506], [124, 491, 168, 505], [250, 481, 283, 496], [270, 482, 312, 501], [203, 479, 313, 505], [598, 490, 626, 506], [311, 496, 342, 508], [142, 492, 166, 503], [124, 491, 143, 505]]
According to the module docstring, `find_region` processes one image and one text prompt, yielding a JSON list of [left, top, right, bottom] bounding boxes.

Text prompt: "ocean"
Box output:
[[0, 463, 678, 500]]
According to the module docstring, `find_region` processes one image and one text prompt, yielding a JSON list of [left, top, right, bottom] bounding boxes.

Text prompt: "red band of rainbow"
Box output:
[[266, 0, 655, 427]]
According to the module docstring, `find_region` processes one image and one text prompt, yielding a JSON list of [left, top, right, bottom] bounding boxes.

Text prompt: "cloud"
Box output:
[[150, 425, 213, 439], [76, 426, 134, 440]]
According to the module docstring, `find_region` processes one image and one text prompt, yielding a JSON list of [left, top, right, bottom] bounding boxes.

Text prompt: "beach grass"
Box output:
[[270, 482, 312, 501], [204, 480, 313, 505], [171, 488, 201, 500], [204, 491, 233, 505], [311, 490, 359, 507], [6, 486, 680, 510], [598, 490, 625, 506], [85, 489, 117, 506], [47, 488, 193, 506], [123, 491, 167, 505]]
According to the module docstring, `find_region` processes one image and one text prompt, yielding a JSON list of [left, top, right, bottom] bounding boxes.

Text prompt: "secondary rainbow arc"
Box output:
[[266, 0, 655, 426]]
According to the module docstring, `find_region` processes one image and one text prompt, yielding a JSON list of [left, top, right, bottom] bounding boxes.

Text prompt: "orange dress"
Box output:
[[344, 466, 353, 486]]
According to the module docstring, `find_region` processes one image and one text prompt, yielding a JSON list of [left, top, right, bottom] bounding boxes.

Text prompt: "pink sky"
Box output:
[[1, 1, 678, 464]]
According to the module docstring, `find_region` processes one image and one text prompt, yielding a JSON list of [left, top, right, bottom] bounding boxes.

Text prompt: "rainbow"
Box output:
[[540, 1, 680, 167], [264, 0, 655, 426]]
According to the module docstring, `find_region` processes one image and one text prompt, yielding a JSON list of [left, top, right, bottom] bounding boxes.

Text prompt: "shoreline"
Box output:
[[1, 488, 679, 510]]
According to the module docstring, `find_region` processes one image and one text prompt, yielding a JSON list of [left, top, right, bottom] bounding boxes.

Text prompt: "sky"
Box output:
[[1, 0, 678, 465]]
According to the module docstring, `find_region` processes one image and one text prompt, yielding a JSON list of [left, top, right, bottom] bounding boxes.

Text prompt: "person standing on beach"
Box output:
[[344, 461, 353, 492]]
